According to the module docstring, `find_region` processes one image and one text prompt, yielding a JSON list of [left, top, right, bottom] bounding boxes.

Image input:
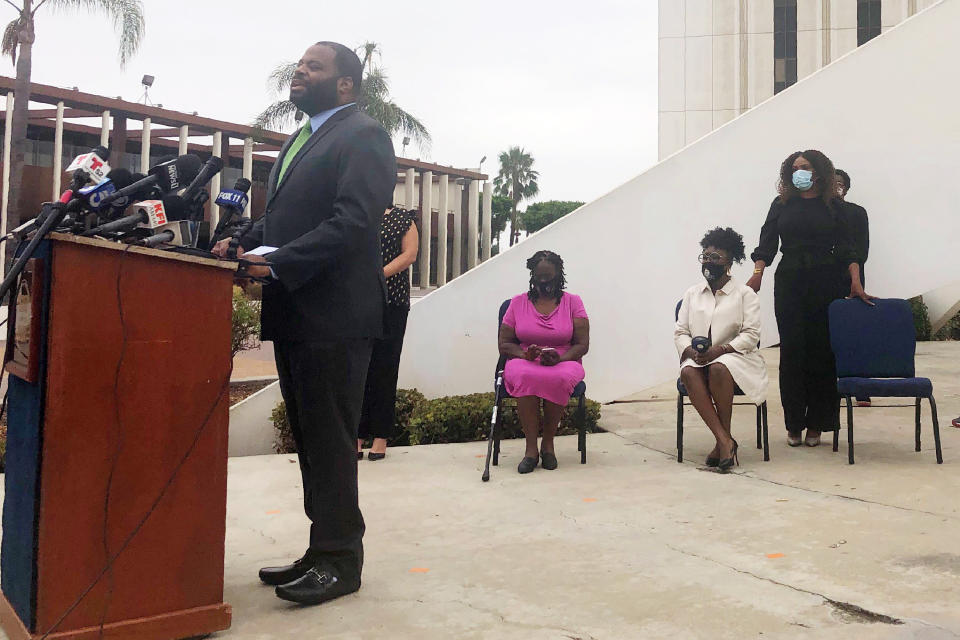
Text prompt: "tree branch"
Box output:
[[30, 0, 47, 15], [3, 1, 23, 15]]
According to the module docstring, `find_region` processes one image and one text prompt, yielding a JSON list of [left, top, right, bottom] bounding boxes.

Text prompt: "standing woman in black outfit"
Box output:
[[358, 206, 420, 460], [746, 150, 874, 448]]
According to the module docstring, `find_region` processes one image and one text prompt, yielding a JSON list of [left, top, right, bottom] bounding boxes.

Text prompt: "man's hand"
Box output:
[[237, 254, 272, 281], [745, 273, 762, 293], [213, 238, 243, 259]]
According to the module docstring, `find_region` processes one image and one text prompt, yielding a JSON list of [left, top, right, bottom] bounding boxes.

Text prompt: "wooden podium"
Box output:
[[0, 234, 235, 640]]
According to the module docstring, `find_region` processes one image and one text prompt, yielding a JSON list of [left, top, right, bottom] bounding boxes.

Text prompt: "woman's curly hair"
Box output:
[[526, 250, 565, 302], [777, 149, 838, 205], [700, 227, 746, 264]]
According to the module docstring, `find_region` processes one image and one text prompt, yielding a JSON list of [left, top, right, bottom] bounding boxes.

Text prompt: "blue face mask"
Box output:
[[792, 169, 814, 191]]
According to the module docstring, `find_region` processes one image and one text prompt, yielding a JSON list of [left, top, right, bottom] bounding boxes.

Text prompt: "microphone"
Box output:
[[65, 145, 111, 185], [210, 178, 252, 244], [82, 196, 187, 237], [138, 221, 192, 248], [179, 156, 223, 204], [99, 155, 203, 207]]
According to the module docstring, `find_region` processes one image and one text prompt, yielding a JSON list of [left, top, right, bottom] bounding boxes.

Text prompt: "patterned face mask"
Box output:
[[702, 262, 726, 282]]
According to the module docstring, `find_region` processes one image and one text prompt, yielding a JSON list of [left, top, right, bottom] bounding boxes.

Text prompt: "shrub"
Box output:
[[270, 389, 603, 453], [232, 286, 261, 357], [0, 421, 6, 473], [933, 308, 960, 341], [909, 296, 932, 341]]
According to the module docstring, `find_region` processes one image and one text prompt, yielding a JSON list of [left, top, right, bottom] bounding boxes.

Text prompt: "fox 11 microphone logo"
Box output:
[[215, 189, 249, 210]]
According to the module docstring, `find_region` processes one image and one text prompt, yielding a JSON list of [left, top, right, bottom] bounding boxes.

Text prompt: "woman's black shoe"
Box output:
[[540, 450, 558, 470], [517, 456, 538, 474], [718, 439, 739, 472], [357, 451, 364, 460], [367, 452, 386, 461], [705, 454, 720, 467]]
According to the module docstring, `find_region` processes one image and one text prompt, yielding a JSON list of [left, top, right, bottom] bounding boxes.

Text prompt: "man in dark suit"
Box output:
[[214, 41, 396, 605], [836, 168, 872, 407]]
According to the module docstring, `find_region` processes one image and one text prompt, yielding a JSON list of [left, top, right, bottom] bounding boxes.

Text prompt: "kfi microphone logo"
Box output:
[[136, 200, 168, 227]]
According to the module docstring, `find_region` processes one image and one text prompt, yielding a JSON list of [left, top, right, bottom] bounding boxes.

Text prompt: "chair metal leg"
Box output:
[[676, 394, 684, 463], [929, 396, 943, 464], [915, 397, 922, 452], [832, 425, 839, 452], [492, 401, 502, 466], [761, 402, 770, 461], [482, 381, 504, 482], [577, 395, 587, 464], [756, 405, 762, 450], [846, 396, 855, 465]]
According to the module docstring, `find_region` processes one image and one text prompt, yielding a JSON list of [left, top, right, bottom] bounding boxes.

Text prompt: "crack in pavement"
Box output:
[[665, 544, 960, 637], [608, 430, 959, 521]]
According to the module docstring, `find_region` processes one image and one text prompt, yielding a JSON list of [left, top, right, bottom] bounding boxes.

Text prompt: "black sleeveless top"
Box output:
[[381, 207, 416, 308]]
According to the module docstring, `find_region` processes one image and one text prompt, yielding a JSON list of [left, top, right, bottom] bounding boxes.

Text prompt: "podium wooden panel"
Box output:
[[1, 235, 236, 640]]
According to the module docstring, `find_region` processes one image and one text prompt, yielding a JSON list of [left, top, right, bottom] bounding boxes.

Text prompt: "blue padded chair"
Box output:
[[675, 300, 770, 463], [828, 298, 943, 464], [482, 299, 588, 481]]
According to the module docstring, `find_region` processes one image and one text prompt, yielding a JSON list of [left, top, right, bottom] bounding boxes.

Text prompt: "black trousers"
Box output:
[[774, 263, 843, 433], [274, 338, 373, 578], [358, 305, 409, 440]]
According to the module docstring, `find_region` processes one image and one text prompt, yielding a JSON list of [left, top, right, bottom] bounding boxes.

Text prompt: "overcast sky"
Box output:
[[2, 0, 659, 204]]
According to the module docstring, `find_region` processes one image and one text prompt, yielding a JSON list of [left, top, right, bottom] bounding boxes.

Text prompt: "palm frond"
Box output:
[[355, 41, 380, 73], [44, 0, 144, 67], [392, 106, 431, 150], [251, 99, 302, 137], [1, 18, 18, 65], [267, 61, 296, 96]]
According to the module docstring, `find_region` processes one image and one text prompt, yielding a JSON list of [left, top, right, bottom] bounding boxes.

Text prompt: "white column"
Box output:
[[481, 181, 493, 261], [436, 174, 448, 286], [210, 131, 223, 229], [404, 168, 417, 286], [418, 171, 433, 289], [242, 137, 254, 218], [179, 125, 189, 155], [466, 179, 479, 269], [1, 92, 13, 269], [452, 181, 463, 278], [140, 117, 151, 173], [52, 101, 64, 200], [100, 110, 110, 148]]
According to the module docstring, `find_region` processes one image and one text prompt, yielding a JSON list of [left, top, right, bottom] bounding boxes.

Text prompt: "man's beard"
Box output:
[[291, 76, 340, 115]]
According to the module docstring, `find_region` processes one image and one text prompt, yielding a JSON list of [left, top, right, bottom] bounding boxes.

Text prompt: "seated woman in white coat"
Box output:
[[675, 227, 769, 471]]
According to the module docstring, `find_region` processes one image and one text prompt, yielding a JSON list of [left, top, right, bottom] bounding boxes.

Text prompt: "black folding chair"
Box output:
[[482, 299, 588, 482], [675, 300, 770, 463]]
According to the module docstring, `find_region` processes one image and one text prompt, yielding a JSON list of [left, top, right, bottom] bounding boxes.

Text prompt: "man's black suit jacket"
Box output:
[[241, 105, 397, 341]]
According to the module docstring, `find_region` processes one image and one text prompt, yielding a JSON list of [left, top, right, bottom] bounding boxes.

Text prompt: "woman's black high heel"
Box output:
[[718, 439, 739, 472], [705, 454, 720, 467]]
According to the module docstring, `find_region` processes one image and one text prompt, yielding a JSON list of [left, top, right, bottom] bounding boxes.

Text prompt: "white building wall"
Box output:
[[402, 0, 960, 402], [659, 0, 940, 159]]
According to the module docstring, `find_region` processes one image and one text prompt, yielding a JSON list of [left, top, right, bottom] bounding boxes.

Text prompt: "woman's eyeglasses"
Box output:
[[698, 252, 725, 264]]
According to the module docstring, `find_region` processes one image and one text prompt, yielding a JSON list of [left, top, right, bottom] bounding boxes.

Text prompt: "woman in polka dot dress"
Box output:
[[358, 206, 420, 460]]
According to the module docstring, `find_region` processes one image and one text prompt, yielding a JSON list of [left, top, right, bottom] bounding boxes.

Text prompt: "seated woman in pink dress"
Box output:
[[498, 250, 590, 474]]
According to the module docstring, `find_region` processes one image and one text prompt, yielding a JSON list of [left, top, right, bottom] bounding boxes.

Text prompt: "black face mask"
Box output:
[[536, 278, 559, 297], [702, 262, 726, 282]]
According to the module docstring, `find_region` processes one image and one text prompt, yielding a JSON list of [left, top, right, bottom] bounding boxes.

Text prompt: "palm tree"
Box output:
[[1, 0, 144, 227], [253, 42, 431, 153], [494, 147, 540, 246]]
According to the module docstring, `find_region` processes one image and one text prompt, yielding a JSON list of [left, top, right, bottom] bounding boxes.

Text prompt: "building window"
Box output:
[[774, 0, 797, 94], [858, 0, 882, 45]]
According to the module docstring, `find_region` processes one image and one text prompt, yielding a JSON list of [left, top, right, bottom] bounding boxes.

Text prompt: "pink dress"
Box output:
[[501, 292, 588, 406]]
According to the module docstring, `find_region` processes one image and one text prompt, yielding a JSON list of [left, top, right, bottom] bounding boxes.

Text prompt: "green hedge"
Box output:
[[272, 389, 602, 454]]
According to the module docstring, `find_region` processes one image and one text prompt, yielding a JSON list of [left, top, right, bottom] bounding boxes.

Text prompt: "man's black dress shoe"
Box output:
[[367, 452, 386, 461], [275, 564, 360, 605], [259, 552, 313, 586]]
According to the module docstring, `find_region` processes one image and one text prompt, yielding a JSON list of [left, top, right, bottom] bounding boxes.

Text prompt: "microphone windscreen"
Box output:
[[234, 178, 252, 193], [105, 168, 133, 189], [93, 146, 111, 162], [161, 194, 189, 221], [175, 154, 204, 184]]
